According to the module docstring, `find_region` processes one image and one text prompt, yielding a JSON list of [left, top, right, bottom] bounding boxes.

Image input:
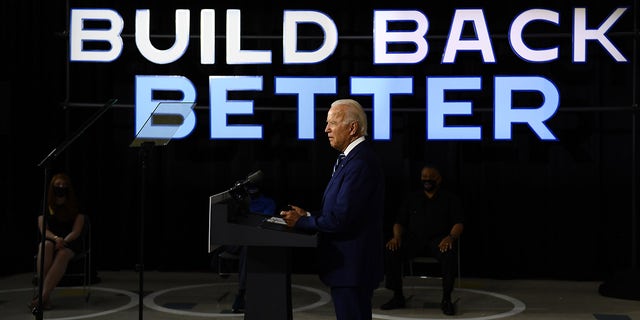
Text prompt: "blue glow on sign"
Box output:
[[77, 7, 629, 141]]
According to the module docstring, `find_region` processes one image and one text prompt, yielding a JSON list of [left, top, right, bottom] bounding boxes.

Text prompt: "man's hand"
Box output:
[[385, 237, 402, 251], [438, 235, 454, 252], [279, 205, 306, 227]]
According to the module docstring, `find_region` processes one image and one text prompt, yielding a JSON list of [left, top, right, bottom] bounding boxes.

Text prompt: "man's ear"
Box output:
[[350, 121, 359, 136]]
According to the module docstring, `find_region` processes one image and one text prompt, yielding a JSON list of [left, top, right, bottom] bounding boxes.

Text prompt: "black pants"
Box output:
[[211, 245, 247, 291], [331, 285, 375, 320], [383, 238, 458, 301]]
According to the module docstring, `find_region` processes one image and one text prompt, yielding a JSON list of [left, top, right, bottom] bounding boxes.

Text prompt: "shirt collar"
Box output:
[[343, 136, 365, 156]]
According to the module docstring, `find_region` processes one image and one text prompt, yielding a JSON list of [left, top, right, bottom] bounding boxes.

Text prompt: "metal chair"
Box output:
[[33, 215, 92, 303], [407, 238, 462, 288], [404, 238, 463, 313], [66, 215, 92, 301], [217, 251, 240, 277]]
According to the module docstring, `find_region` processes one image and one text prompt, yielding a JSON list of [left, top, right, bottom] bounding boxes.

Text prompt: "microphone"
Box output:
[[233, 170, 264, 189]]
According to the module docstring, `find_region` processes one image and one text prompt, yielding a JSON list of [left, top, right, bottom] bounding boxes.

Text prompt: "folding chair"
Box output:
[[217, 251, 240, 277], [407, 238, 461, 288], [65, 215, 92, 301], [32, 215, 92, 303], [404, 237, 462, 313]]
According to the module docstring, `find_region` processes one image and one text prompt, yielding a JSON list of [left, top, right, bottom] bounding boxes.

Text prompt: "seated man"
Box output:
[[380, 164, 464, 316], [211, 182, 276, 313]]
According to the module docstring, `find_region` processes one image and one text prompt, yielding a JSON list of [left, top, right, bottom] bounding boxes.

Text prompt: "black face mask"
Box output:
[[53, 186, 68, 197], [422, 179, 437, 192]]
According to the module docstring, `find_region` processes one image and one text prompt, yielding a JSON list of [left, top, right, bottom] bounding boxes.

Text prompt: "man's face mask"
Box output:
[[422, 179, 437, 192], [53, 186, 68, 197]]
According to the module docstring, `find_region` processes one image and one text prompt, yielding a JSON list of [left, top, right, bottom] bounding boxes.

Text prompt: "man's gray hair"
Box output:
[[331, 99, 368, 137]]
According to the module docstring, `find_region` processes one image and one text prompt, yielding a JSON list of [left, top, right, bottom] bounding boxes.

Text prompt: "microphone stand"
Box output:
[[33, 99, 116, 320], [136, 141, 154, 320]]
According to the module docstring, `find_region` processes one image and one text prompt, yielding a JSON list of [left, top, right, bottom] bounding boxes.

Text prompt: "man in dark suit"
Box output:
[[280, 98, 385, 320]]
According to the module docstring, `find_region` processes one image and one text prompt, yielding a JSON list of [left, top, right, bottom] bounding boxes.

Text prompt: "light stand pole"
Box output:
[[33, 99, 116, 319], [136, 141, 154, 320]]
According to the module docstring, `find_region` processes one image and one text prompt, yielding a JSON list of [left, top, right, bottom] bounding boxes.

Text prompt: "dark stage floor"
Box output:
[[1, 270, 638, 320]]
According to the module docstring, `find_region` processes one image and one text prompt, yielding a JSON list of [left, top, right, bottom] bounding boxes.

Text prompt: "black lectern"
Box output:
[[209, 191, 317, 320]]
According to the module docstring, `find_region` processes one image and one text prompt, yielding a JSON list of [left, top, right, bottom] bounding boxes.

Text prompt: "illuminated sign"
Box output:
[[69, 7, 629, 141]]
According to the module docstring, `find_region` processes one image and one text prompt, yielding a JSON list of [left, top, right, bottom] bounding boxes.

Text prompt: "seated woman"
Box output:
[[30, 172, 86, 312]]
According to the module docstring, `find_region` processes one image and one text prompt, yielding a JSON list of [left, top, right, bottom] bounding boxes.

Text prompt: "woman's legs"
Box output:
[[36, 241, 55, 281], [41, 248, 75, 303]]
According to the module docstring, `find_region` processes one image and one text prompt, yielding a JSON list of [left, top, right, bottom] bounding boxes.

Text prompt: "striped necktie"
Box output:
[[333, 153, 346, 174]]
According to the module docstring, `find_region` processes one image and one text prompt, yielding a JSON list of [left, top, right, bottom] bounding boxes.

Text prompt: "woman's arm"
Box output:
[[64, 214, 86, 243]]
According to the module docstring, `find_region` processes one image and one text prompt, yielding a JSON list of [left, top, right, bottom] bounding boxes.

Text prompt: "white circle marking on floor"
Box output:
[[0, 286, 139, 320], [373, 286, 526, 320], [4, 284, 524, 319], [143, 282, 331, 317]]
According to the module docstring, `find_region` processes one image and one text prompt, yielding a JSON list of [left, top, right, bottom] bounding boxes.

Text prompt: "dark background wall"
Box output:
[[2, 0, 638, 281]]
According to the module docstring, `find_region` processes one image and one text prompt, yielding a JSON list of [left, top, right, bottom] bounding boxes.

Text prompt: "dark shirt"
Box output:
[[46, 213, 83, 253], [395, 189, 464, 246], [48, 214, 74, 239], [249, 194, 276, 215]]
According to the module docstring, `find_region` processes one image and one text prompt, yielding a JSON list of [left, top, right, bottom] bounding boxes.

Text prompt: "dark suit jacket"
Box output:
[[295, 139, 385, 288]]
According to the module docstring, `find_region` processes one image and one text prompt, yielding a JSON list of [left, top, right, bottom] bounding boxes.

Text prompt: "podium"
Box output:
[[208, 198, 317, 320]]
